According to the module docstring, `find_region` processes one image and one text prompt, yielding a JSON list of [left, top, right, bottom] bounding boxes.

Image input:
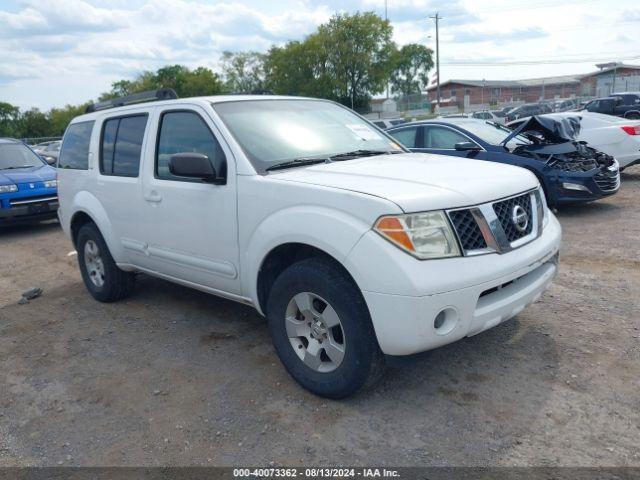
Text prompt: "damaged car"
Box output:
[[507, 111, 640, 170], [387, 116, 620, 207]]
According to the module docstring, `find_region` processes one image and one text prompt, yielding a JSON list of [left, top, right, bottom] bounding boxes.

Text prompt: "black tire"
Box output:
[[76, 222, 135, 302], [266, 257, 384, 399]]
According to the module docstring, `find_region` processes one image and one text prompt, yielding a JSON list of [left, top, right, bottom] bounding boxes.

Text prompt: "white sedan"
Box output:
[[508, 112, 640, 169]]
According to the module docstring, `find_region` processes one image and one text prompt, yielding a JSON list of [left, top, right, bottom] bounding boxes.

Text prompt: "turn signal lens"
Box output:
[[374, 211, 460, 260]]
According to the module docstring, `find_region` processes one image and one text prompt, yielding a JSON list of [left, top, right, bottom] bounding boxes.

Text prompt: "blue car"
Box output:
[[386, 117, 620, 207], [0, 138, 58, 224]]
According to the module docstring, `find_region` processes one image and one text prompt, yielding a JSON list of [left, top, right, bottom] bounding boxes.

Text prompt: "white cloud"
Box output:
[[0, 0, 638, 109]]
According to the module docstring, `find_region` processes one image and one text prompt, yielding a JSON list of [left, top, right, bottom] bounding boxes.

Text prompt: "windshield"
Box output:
[[0, 143, 45, 170], [212, 99, 403, 172], [459, 121, 532, 149]]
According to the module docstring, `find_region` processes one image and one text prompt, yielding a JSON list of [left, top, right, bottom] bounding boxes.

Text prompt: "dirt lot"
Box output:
[[1, 169, 639, 468]]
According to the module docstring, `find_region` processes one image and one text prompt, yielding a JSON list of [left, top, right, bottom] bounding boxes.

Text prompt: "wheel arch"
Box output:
[[244, 205, 374, 315], [70, 210, 95, 248], [256, 242, 363, 316], [67, 191, 120, 259]]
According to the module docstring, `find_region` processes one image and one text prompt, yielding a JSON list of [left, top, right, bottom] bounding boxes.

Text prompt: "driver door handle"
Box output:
[[144, 191, 162, 203]]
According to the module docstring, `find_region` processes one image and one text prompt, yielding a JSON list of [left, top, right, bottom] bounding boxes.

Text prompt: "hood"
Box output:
[[270, 153, 537, 212], [0, 164, 55, 185], [503, 115, 581, 145]]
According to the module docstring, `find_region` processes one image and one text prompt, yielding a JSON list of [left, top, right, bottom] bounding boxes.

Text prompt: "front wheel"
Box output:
[[76, 223, 135, 302], [266, 257, 383, 399]]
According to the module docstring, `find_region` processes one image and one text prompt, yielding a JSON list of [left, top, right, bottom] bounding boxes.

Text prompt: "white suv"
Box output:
[[57, 91, 561, 398]]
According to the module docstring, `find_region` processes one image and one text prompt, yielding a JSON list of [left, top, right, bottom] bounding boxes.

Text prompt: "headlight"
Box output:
[[44, 180, 58, 188], [0, 184, 18, 193], [374, 211, 460, 259], [537, 186, 550, 228]]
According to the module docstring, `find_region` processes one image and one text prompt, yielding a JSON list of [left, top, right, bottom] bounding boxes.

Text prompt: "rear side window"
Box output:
[[100, 114, 148, 177], [424, 126, 468, 149], [155, 111, 225, 181], [59, 121, 94, 170], [389, 126, 419, 148]]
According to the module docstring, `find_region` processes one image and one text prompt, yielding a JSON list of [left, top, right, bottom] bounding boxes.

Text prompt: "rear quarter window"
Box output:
[[100, 114, 148, 177], [59, 121, 95, 170]]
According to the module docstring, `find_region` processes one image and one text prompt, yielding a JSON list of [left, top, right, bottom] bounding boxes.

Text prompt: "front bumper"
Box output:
[[0, 196, 59, 223], [345, 213, 561, 356], [553, 160, 620, 205]]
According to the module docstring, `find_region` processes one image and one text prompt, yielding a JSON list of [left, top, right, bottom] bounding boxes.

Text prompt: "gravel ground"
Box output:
[[0, 168, 639, 467]]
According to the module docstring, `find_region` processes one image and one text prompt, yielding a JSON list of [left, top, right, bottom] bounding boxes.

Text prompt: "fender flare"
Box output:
[[242, 205, 371, 313], [69, 191, 122, 261]]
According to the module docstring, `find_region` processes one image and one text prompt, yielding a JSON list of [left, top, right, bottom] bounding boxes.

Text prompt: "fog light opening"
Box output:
[[433, 307, 458, 336]]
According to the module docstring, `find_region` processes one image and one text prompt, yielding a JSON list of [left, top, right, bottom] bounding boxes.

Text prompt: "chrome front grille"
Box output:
[[594, 169, 620, 193], [447, 189, 543, 256], [493, 193, 533, 242], [448, 209, 487, 251]]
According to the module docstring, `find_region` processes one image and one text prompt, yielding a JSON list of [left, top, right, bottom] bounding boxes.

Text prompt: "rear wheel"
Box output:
[[76, 223, 135, 302], [266, 257, 384, 399]]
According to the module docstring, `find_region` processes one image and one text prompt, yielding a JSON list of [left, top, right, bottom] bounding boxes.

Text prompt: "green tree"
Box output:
[[265, 12, 395, 110], [320, 12, 395, 109], [221, 51, 266, 93], [99, 65, 223, 101], [17, 108, 50, 139], [0, 102, 21, 137], [48, 104, 90, 136], [390, 43, 434, 97], [265, 35, 336, 100], [181, 67, 225, 97]]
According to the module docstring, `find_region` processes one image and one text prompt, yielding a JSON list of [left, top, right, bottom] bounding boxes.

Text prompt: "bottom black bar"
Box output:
[[0, 467, 639, 480]]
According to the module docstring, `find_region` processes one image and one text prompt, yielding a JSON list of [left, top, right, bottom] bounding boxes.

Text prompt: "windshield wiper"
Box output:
[[265, 157, 330, 172], [0, 165, 35, 170], [330, 149, 402, 161]]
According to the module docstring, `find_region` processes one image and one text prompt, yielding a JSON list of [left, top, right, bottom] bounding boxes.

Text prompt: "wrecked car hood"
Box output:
[[503, 115, 581, 145]]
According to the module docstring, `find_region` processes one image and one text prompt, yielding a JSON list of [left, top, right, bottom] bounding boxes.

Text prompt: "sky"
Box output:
[[1, 0, 639, 110]]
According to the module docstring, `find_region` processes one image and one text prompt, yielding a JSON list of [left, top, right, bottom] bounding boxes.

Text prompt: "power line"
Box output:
[[441, 55, 640, 66], [441, 49, 640, 63], [475, 0, 602, 14]]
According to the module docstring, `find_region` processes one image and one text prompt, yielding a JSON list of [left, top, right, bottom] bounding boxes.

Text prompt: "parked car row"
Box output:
[[467, 99, 583, 126], [32, 140, 61, 165]]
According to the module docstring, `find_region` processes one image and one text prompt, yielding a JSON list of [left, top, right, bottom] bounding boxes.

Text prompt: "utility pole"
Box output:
[[429, 13, 441, 108], [385, 0, 389, 99]]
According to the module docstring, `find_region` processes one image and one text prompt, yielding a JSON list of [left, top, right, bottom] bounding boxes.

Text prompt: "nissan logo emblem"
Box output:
[[511, 205, 529, 232]]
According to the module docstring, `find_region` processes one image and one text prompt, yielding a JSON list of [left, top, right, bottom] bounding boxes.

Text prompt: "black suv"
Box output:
[[584, 93, 640, 119]]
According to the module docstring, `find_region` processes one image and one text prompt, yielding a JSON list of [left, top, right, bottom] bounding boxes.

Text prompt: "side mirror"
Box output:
[[42, 155, 57, 165], [168, 153, 224, 184], [455, 141, 481, 151]]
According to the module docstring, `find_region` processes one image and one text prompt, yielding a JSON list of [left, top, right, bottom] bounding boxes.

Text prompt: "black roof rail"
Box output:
[[85, 88, 178, 113]]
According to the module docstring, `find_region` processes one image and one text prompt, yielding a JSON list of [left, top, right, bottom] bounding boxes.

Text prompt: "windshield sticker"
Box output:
[[347, 124, 379, 141]]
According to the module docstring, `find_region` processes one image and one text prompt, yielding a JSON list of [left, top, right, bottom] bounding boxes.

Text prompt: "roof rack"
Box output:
[[85, 88, 178, 113]]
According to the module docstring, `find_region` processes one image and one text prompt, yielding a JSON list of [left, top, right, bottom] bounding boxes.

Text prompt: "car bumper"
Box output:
[[0, 198, 59, 223], [345, 213, 561, 356], [553, 160, 620, 205]]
